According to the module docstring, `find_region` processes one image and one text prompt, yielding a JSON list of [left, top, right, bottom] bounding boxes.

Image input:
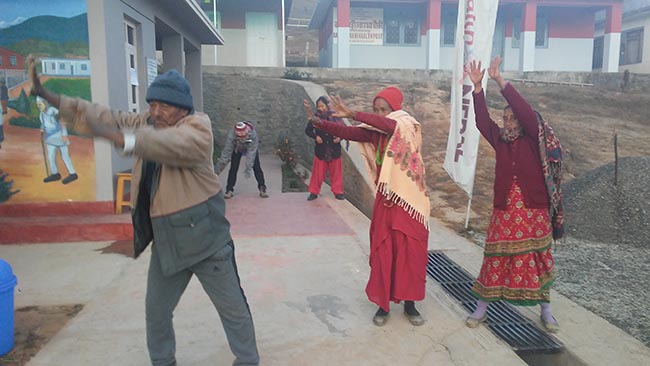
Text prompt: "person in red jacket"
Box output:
[[466, 56, 561, 333], [303, 87, 430, 327]]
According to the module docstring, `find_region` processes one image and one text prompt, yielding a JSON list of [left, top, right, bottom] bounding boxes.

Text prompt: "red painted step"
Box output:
[[0, 202, 133, 244]]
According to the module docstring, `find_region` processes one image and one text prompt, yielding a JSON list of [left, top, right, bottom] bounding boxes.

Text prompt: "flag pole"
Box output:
[[464, 196, 472, 229]]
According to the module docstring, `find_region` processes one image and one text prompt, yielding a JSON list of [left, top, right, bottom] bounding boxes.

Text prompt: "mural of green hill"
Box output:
[[7, 39, 89, 58], [0, 14, 88, 49]]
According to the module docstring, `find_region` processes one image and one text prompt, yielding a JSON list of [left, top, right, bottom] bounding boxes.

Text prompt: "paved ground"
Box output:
[[1, 155, 649, 366]]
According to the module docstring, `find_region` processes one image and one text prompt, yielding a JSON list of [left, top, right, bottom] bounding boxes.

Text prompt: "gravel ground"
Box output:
[[553, 156, 650, 346]]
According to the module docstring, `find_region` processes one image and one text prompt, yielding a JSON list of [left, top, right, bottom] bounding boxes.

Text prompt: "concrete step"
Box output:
[[0, 202, 132, 244]]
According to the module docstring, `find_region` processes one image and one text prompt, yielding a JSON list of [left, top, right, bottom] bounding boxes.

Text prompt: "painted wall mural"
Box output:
[[0, 0, 95, 204]]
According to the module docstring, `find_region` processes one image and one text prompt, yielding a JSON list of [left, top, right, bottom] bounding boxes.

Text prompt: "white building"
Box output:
[[41, 58, 91, 76]]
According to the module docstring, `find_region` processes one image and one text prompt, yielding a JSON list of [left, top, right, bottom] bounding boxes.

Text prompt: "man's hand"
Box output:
[[329, 95, 354, 119], [316, 136, 323, 144], [62, 136, 70, 144]]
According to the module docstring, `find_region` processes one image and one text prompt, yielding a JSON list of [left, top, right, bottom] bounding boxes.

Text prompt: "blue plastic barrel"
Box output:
[[0, 258, 17, 356]]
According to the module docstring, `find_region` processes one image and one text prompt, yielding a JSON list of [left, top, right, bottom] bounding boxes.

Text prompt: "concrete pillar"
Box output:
[[336, 0, 350, 68], [519, 2, 536, 72], [185, 49, 203, 112], [426, 0, 442, 70], [162, 35, 185, 75], [87, 0, 114, 201], [603, 3, 622, 72]]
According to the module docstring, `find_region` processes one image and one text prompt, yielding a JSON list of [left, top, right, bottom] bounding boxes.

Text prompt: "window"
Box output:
[[384, 8, 420, 46], [512, 14, 521, 48], [127, 25, 135, 46], [80, 64, 88, 71], [51, 62, 56, 69], [620, 27, 644, 65], [441, 5, 458, 46], [593, 36, 604, 69], [535, 9, 549, 48], [511, 9, 548, 48], [0, 56, 3, 65], [9, 56, 17, 66], [59, 62, 65, 70]]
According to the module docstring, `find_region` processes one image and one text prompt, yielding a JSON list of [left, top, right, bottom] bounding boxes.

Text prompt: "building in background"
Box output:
[[309, 0, 624, 72], [200, 0, 291, 67], [594, 0, 649, 73], [41, 58, 91, 76]]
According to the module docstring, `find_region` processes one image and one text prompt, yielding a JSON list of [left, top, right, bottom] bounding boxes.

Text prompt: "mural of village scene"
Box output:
[[0, 0, 95, 204]]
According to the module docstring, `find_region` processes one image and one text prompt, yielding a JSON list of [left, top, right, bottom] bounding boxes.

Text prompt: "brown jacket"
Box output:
[[58, 96, 222, 217]]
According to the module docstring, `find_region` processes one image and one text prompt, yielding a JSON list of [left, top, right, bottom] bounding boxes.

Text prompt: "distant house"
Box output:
[[0, 47, 24, 71], [594, 0, 649, 73], [200, 0, 292, 67], [41, 58, 91, 76], [309, 0, 624, 72]]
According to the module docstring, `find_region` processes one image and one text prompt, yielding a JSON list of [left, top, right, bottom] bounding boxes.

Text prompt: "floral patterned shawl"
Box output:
[[357, 110, 430, 230]]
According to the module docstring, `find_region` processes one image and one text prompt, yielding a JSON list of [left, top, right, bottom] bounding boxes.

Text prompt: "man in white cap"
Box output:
[[214, 121, 268, 199], [27, 55, 260, 366]]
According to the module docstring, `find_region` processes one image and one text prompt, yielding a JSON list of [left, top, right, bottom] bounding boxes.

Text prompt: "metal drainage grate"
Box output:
[[427, 251, 564, 354]]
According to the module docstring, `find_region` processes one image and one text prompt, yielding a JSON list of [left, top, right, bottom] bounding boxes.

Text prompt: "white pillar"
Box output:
[[519, 31, 536, 72], [518, 3, 536, 72], [337, 27, 350, 67], [427, 29, 441, 69], [602, 4, 622, 72], [603, 33, 621, 72]]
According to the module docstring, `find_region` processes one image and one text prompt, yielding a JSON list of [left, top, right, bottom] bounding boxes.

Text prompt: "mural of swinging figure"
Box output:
[[37, 96, 78, 184]]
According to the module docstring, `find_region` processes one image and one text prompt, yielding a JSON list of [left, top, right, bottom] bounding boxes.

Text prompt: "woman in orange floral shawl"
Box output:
[[303, 87, 430, 327]]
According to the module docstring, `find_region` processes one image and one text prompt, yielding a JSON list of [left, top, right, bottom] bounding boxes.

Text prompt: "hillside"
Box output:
[[0, 14, 88, 53]]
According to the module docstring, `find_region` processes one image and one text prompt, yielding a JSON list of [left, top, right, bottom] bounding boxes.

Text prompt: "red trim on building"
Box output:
[[548, 8, 594, 38], [428, 0, 442, 30], [337, 0, 350, 28], [605, 3, 622, 33], [522, 2, 537, 32]]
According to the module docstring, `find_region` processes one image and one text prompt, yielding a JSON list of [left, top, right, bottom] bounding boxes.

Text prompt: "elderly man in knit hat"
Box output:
[[304, 87, 430, 327], [214, 121, 268, 199], [26, 55, 259, 366]]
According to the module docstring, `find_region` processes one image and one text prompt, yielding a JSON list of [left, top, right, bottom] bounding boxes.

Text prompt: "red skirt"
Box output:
[[366, 192, 429, 311], [472, 182, 555, 305]]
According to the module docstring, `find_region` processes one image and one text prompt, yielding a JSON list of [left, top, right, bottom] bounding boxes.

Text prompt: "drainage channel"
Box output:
[[427, 251, 586, 366]]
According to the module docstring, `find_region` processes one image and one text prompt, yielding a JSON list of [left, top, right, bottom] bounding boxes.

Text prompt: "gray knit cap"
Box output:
[[145, 69, 194, 111]]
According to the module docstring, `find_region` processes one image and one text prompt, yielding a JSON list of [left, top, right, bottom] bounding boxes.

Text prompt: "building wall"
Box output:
[[89, 0, 211, 201], [536, 38, 594, 71], [215, 0, 284, 67], [0, 48, 24, 70], [350, 41, 427, 69]]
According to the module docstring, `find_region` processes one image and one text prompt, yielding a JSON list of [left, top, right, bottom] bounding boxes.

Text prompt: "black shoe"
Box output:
[[43, 173, 61, 183], [404, 301, 425, 326], [373, 307, 389, 326], [62, 173, 78, 185], [259, 186, 269, 198], [307, 193, 318, 201], [335, 194, 345, 200]]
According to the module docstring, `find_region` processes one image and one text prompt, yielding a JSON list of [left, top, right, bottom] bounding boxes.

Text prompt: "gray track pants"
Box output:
[[146, 241, 259, 366]]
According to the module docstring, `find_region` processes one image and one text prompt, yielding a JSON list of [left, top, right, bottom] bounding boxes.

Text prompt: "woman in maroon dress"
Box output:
[[303, 87, 430, 327], [466, 57, 563, 333]]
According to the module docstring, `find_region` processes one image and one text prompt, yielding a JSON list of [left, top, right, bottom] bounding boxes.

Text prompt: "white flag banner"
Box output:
[[443, 0, 500, 197]]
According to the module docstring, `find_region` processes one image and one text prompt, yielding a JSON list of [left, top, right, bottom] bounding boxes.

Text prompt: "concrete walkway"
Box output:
[[1, 155, 649, 365]]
